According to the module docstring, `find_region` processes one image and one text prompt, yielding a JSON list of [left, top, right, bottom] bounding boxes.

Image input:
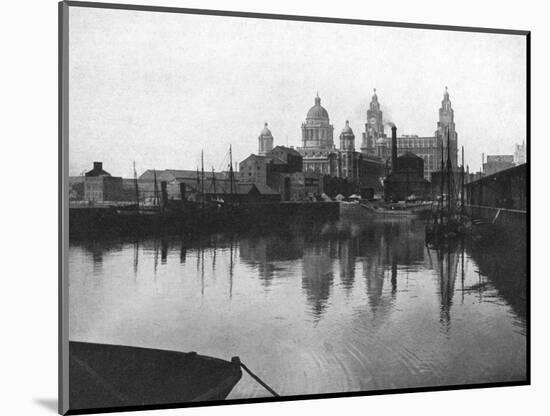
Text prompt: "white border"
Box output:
[[2, 0, 547, 415]]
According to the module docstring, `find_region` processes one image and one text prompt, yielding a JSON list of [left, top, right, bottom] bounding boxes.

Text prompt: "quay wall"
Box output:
[[69, 201, 340, 238], [465, 204, 526, 237], [465, 163, 527, 211]]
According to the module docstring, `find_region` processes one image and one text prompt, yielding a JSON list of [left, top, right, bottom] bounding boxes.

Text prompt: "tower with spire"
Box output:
[[361, 88, 386, 155], [435, 86, 458, 168]]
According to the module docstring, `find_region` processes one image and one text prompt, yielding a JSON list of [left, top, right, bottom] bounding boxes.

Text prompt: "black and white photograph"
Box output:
[[58, 1, 529, 414]]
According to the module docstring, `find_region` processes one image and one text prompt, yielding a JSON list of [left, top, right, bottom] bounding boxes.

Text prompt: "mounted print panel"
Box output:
[[59, 1, 529, 414]]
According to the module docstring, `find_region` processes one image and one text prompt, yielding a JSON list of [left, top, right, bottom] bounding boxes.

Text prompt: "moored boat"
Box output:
[[425, 132, 467, 246], [69, 341, 242, 412]]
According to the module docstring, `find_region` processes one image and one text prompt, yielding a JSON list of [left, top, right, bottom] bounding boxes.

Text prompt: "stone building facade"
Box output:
[[83, 162, 129, 203], [361, 89, 386, 156], [362, 87, 460, 180], [296, 94, 385, 195], [297, 94, 338, 175], [258, 122, 274, 155]]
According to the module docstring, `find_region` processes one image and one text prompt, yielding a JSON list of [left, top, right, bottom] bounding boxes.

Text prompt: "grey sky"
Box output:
[[68, 6, 526, 177]]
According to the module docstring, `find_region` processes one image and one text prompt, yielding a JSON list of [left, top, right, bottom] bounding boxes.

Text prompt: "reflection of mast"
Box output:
[[436, 246, 459, 331], [212, 237, 217, 270], [196, 242, 200, 272], [161, 239, 168, 264], [180, 240, 186, 264], [133, 240, 139, 277], [229, 236, 234, 299], [153, 238, 159, 275], [461, 239, 465, 305], [391, 261, 397, 295], [201, 244, 205, 296]]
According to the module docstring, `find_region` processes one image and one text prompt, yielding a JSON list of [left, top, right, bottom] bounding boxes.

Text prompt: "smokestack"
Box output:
[[391, 125, 397, 172]]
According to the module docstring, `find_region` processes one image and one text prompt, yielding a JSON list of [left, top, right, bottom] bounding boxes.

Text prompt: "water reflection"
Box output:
[[301, 241, 335, 320], [432, 247, 458, 333], [69, 218, 527, 396], [74, 220, 527, 328]]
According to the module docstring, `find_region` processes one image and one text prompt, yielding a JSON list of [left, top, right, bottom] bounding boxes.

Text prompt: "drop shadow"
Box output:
[[34, 398, 58, 413]]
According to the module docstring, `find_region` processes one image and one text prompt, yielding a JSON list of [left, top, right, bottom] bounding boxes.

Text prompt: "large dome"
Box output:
[[306, 94, 329, 121]]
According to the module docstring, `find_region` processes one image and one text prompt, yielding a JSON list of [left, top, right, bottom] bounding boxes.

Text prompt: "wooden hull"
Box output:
[[68, 341, 242, 412]]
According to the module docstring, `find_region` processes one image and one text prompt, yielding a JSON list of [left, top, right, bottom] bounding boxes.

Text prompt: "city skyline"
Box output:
[[68, 7, 527, 178]]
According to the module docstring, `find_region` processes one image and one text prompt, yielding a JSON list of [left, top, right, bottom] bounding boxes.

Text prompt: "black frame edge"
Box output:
[[63, 0, 529, 36]]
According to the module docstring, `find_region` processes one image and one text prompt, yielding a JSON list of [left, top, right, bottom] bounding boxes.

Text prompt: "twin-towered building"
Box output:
[[362, 87, 459, 179], [257, 87, 459, 182]]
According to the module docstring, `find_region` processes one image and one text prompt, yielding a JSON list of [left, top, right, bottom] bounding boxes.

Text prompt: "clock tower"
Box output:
[[361, 88, 386, 155], [435, 86, 458, 168]]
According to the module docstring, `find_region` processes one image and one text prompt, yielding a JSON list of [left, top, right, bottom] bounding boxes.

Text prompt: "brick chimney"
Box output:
[[93, 161, 103, 171], [391, 126, 398, 172]]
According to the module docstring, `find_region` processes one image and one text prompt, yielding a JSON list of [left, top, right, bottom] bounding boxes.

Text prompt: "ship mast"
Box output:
[[446, 128, 453, 215], [229, 144, 234, 197], [153, 169, 159, 207], [211, 166, 217, 198], [133, 161, 139, 208], [461, 146, 465, 212]]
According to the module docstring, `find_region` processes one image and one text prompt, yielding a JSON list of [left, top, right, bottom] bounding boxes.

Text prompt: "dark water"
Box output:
[[69, 217, 527, 398]]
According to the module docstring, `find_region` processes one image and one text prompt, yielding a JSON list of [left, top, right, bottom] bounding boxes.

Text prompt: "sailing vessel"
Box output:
[[425, 130, 467, 244]]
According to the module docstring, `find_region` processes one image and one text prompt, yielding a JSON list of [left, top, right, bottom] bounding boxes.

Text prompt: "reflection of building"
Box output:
[[239, 234, 304, 287], [301, 242, 335, 319], [483, 155, 515, 175], [434, 248, 458, 331], [337, 239, 356, 292]]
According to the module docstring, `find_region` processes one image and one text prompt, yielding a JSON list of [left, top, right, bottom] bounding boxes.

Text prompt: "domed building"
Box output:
[[298, 94, 338, 175], [339, 120, 355, 151], [258, 122, 274, 155], [297, 93, 386, 196], [301, 93, 334, 149], [339, 121, 357, 179]]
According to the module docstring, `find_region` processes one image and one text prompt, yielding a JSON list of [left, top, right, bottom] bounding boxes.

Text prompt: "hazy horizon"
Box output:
[[68, 7, 527, 178]]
